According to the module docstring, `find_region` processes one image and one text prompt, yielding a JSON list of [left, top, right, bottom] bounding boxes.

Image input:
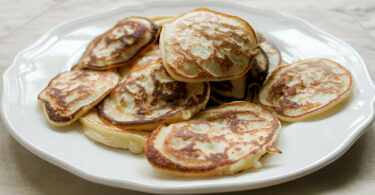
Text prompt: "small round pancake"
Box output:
[[146, 101, 281, 177], [80, 108, 150, 153], [210, 48, 269, 104], [73, 17, 159, 70], [99, 61, 210, 130], [38, 69, 119, 126], [160, 8, 259, 82], [259, 58, 353, 122]]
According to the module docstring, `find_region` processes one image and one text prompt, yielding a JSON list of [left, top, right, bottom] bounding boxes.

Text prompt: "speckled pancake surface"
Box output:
[[38, 69, 119, 126], [80, 109, 150, 154], [118, 44, 162, 79], [74, 17, 159, 70], [99, 61, 210, 130], [160, 8, 259, 82], [146, 101, 281, 177], [259, 58, 353, 122]]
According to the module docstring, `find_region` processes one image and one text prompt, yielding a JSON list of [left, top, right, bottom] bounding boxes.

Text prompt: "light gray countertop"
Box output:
[[1, 0, 374, 194]]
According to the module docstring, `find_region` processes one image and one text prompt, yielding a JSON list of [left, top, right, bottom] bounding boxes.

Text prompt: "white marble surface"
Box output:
[[1, 0, 375, 194]]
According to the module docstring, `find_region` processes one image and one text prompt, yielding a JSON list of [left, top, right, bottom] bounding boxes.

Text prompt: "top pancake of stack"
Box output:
[[160, 8, 259, 82]]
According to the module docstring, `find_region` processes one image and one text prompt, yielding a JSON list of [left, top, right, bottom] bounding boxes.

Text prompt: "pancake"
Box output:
[[259, 58, 353, 122], [38, 69, 119, 126], [160, 8, 259, 82], [99, 61, 210, 130], [80, 108, 150, 153], [146, 101, 281, 177], [118, 43, 161, 79], [210, 48, 269, 104], [73, 17, 159, 70], [260, 41, 282, 71]]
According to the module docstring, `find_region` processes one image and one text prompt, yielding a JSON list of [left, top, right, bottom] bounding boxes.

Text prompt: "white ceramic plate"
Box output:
[[2, 0, 375, 194]]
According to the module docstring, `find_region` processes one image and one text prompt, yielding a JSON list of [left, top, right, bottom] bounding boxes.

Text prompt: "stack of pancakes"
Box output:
[[38, 8, 353, 177]]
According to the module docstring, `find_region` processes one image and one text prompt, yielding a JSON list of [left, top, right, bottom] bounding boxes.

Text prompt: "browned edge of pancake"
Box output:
[[72, 17, 159, 70], [248, 47, 269, 84], [258, 58, 353, 120], [97, 82, 210, 130], [145, 101, 281, 174], [161, 8, 260, 82]]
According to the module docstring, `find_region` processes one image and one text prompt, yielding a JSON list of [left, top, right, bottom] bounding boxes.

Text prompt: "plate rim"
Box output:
[[2, 0, 375, 193]]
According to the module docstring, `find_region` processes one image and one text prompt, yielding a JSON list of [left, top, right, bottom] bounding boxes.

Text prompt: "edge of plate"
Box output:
[[2, 0, 375, 194]]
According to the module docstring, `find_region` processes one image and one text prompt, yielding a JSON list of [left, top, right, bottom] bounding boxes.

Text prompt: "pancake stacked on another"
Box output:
[[160, 8, 260, 82], [73, 17, 159, 70], [38, 69, 119, 126], [146, 101, 281, 177], [99, 60, 210, 131]]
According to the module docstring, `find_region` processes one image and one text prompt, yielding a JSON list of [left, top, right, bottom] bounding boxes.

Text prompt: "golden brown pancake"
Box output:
[[38, 69, 119, 126], [80, 108, 150, 153], [259, 58, 353, 122], [99, 61, 210, 130], [160, 8, 259, 82], [73, 17, 159, 70], [146, 101, 281, 177]]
